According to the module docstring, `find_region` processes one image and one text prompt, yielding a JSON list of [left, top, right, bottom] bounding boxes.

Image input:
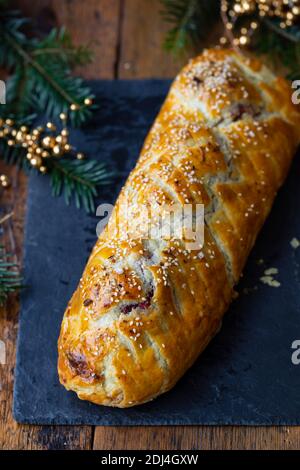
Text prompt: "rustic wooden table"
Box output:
[[0, 0, 299, 450]]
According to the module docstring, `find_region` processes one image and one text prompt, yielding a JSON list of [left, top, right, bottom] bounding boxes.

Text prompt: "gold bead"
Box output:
[[42, 136, 54, 148], [35, 147, 42, 154], [0, 174, 10, 188], [30, 156, 42, 168], [39, 165, 47, 174], [239, 36, 248, 45], [7, 139, 15, 146], [70, 103, 79, 111], [26, 152, 33, 160], [53, 144, 62, 156], [20, 125, 28, 132], [33, 129, 41, 136], [16, 131, 23, 141], [76, 152, 85, 160], [59, 112, 67, 121], [5, 118, 14, 126], [46, 122, 56, 131], [11, 129, 17, 137], [0, 131, 3, 137], [84, 98, 93, 106], [42, 151, 50, 158], [61, 129, 69, 137], [56, 135, 63, 144], [64, 144, 71, 152]]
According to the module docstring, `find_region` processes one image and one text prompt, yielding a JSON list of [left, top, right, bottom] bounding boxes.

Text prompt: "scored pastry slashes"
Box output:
[[58, 48, 300, 407]]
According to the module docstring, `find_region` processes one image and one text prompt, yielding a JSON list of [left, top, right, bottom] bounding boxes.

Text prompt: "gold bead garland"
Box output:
[[0, 174, 10, 188], [220, 0, 300, 47], [0, 99, 93, 187]]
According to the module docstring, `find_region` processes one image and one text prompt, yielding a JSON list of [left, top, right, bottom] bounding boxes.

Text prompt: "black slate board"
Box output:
[[14, 80, 300, 425]]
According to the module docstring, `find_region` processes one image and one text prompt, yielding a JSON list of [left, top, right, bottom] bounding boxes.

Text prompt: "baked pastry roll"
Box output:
[[58, 49, 300, 407]]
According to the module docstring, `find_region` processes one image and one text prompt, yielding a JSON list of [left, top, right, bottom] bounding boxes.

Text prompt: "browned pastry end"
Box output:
[[58, 48, 300, 407]]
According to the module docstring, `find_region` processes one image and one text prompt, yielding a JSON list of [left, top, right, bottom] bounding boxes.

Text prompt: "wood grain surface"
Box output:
[[0, 0, 299, 450]]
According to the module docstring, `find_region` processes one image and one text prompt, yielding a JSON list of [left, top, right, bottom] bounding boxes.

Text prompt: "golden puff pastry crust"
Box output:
[[58, 48, 300, 407]]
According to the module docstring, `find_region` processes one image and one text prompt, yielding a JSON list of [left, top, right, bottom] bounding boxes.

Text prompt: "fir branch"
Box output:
[[161, 0, 220, 55], [0, 118, 113, 213], [0, 8, 112, 214], [49, 158, 112, 213], [32, 27, 93, 67], [0, 245, 23, 305], [254, 23, 300, 80], [160, 0, 300, 80], [0, 135, 113, 213], [0, 10, 94, 125]]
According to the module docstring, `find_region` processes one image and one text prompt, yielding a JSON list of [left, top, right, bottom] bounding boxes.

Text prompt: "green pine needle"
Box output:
[[0, 245, 23, 305], [161, 0, 219, 55], [255, 23, 300, 80], [49, 158, 113, 213]]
